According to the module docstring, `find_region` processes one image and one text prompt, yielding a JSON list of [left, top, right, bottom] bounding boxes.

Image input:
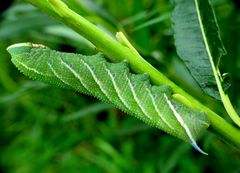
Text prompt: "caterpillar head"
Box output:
[[7, 43, 70, 89]]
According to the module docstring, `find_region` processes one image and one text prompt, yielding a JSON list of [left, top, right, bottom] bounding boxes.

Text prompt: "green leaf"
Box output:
[[172, 0, 226, 100], [172, 0, 240, 127], [7, 43, 210, 154]]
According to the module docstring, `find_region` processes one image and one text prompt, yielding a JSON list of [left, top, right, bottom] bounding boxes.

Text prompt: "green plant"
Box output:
[[6, 0, 240, 154]]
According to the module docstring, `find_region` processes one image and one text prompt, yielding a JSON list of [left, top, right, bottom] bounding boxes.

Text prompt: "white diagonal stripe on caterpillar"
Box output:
[[126, 74, 152, 120], [47, 62, 72, 87], [14, 58, 46, 76], [164, 93, 207, 155], [60, 59, 90, 91], [105, 67, 131, 110], [81, 59, 112, 101], [146, 88, 174, 129]]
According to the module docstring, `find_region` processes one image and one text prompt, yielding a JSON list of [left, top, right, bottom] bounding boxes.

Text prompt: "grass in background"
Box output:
[[0, 0, 240, 172]]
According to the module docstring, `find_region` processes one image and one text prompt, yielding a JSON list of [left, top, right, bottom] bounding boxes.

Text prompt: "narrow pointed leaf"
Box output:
[[172, 0, 226, 100], [172, 0, 240, 127]]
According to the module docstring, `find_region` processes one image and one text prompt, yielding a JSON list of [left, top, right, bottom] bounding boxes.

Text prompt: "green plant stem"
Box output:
[[25, 0, 240, 149]]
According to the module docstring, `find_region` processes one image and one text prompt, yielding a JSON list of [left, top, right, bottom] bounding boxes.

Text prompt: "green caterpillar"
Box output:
[[7, 43, 209, 154]]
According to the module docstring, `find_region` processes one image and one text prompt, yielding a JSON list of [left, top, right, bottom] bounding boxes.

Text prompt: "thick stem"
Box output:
[[26, 0, 240, 149]]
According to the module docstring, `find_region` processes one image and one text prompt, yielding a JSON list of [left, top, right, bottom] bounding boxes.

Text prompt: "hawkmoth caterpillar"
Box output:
[[7, 43, 209, 154]]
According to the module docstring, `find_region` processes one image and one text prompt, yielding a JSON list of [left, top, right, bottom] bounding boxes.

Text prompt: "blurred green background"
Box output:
[[0, 0, 240, 172]]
